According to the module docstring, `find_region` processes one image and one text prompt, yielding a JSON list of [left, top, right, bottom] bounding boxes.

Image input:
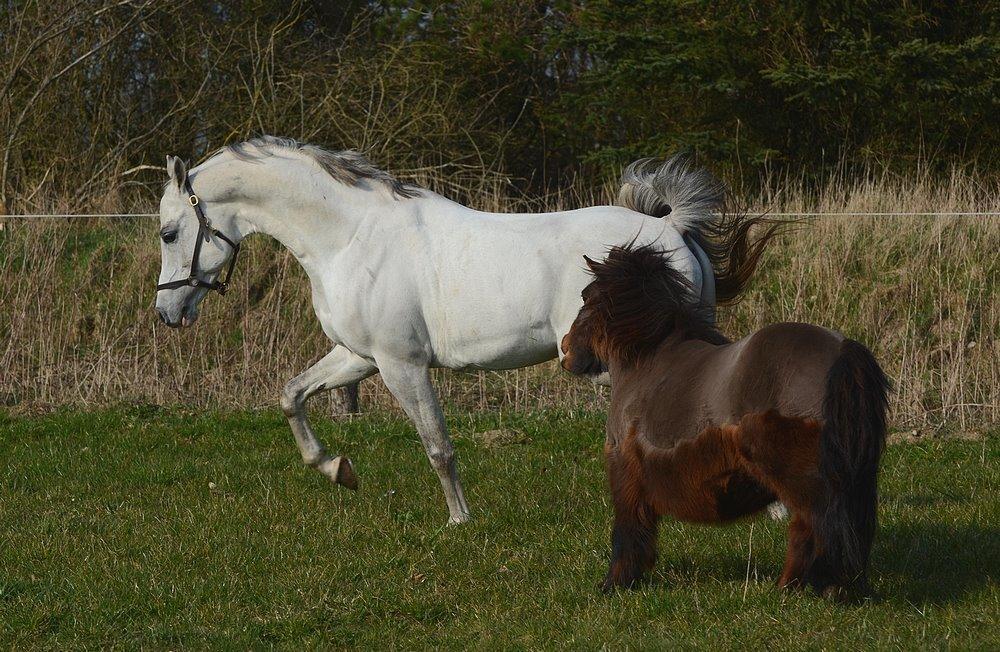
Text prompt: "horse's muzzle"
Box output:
[[156, 307, 177, 328], [156, 306, 196, 328]]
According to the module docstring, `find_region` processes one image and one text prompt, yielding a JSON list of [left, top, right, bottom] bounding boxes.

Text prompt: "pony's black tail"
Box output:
[[809, 338, 890, 596]]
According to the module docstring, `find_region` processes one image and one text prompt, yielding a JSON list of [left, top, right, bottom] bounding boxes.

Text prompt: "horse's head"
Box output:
[[155, 155, 241, 328]]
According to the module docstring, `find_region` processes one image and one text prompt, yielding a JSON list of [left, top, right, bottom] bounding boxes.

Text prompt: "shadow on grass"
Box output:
[[630, 518, 998, 606], [875, 520, 999, 604]]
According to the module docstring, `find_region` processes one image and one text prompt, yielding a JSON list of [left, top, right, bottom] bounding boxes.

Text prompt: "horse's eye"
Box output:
[[161, 231, 178, 244]]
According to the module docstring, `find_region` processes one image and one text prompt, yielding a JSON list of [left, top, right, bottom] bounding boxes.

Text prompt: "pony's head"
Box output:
[[559, 282, 610, 377], [154, 155, 241, 328], [561, 244, 723, 375]]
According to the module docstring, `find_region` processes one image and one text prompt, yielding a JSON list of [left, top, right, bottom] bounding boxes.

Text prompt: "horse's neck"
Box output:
[[230, 165, 397, 276]]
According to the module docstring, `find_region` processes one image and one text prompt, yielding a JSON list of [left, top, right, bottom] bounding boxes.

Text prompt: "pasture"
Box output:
[[1, 408, 996, 648]]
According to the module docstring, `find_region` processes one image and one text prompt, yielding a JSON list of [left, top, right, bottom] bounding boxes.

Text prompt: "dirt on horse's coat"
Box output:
[[562, 244, 889, 598]]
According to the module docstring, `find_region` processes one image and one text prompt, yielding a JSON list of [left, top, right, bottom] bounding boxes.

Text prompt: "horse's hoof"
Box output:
[[318, 456, 358, 490], [335, 457, 358, 490], [447, 512, 472, 526]]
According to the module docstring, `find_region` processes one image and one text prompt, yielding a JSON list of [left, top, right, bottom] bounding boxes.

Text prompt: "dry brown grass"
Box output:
[[1, 171, 997, 434]]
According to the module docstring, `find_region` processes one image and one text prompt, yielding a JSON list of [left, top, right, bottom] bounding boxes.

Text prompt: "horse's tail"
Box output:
[[618, 155, 724, 233], [617, 155, 788, 304], [685, 212, 788, 304], [811, 338, 890, 595]]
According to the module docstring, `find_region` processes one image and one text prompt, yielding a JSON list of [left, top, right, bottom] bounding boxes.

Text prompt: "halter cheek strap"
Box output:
[[156, 177, 241, 296]]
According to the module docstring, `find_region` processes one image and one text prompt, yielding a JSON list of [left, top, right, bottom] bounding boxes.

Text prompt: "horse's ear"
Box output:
[[583, 255, 600, 272], [166, 155, 188, 188]]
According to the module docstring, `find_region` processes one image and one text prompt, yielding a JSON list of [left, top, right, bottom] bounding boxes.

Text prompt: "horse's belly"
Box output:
[[431, 324, 557, 370]]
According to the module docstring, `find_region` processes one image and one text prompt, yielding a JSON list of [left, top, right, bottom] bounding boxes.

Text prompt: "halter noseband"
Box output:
[[156, 177, 241, 296]]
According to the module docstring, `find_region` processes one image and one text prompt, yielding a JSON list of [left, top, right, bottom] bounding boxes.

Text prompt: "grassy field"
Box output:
[[1, 408, 996, 649]]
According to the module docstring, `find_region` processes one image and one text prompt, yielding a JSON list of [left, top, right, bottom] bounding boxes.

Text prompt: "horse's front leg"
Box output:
[[377, 357, 471, 525], [281, 346, 377, 487]]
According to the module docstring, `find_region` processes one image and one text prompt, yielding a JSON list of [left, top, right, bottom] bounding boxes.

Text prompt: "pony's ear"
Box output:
[[166, 155, 188, 188], [583, 254, 600, 272]]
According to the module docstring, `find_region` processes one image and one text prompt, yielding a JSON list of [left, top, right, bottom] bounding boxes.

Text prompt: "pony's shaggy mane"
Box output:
[[584, 244, 729, 363], [217, 135, 419, 198]]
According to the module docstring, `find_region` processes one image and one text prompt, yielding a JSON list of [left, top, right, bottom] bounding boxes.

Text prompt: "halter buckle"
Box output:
[[188, 194, 200, 207]]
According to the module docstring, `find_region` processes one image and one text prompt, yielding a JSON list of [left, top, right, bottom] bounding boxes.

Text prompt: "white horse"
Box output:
[[154, 136, 766, 524]]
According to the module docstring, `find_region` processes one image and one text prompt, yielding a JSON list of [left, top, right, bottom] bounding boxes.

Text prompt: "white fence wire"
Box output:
[[3, 211, 999, 220]]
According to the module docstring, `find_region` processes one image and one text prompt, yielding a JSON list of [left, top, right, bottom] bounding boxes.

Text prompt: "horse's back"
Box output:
[[401, 200, 697, 369]]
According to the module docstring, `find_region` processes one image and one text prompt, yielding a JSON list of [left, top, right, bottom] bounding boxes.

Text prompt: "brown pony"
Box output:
[[562, 244, 890, 599]]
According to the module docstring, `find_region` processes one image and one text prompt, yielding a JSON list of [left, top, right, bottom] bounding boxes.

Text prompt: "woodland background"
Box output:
[[2, 0, 998, 209]]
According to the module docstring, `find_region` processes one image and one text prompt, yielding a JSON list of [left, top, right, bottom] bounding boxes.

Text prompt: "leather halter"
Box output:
[[156, 177, 240, 296]]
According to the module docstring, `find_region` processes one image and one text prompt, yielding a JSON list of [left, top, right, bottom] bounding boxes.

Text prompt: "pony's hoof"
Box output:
[[600, 573, 640, 593], [778, 577, 804, 591], [318, 456, 358, 490], [821, 585, 849, 603]]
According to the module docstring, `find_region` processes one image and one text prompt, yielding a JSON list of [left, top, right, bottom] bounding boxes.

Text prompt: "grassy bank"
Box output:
[[0, 408, 996, 648], [1, 172, 998, 433]]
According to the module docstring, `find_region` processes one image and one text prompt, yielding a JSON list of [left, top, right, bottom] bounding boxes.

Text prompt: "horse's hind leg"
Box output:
[[602, 443, 659, 592], [281, 346, 377, 488], [332, 383, 361, 415], [376, 357, 471, 525]]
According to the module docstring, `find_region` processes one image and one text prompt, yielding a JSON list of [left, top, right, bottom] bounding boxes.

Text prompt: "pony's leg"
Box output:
[[778, 512, 815, 589], [377, 358, 471, 524], [281, 346, 377, 487], [733, 412, 826, 589], [602, 450, 658, 592]]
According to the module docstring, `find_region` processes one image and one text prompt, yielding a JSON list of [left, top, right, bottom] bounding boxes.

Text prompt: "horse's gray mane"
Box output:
[[221, 135, 419, 199]]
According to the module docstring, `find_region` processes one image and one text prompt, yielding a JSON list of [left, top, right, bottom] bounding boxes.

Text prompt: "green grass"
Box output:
[[1, 408, 997, 649]]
